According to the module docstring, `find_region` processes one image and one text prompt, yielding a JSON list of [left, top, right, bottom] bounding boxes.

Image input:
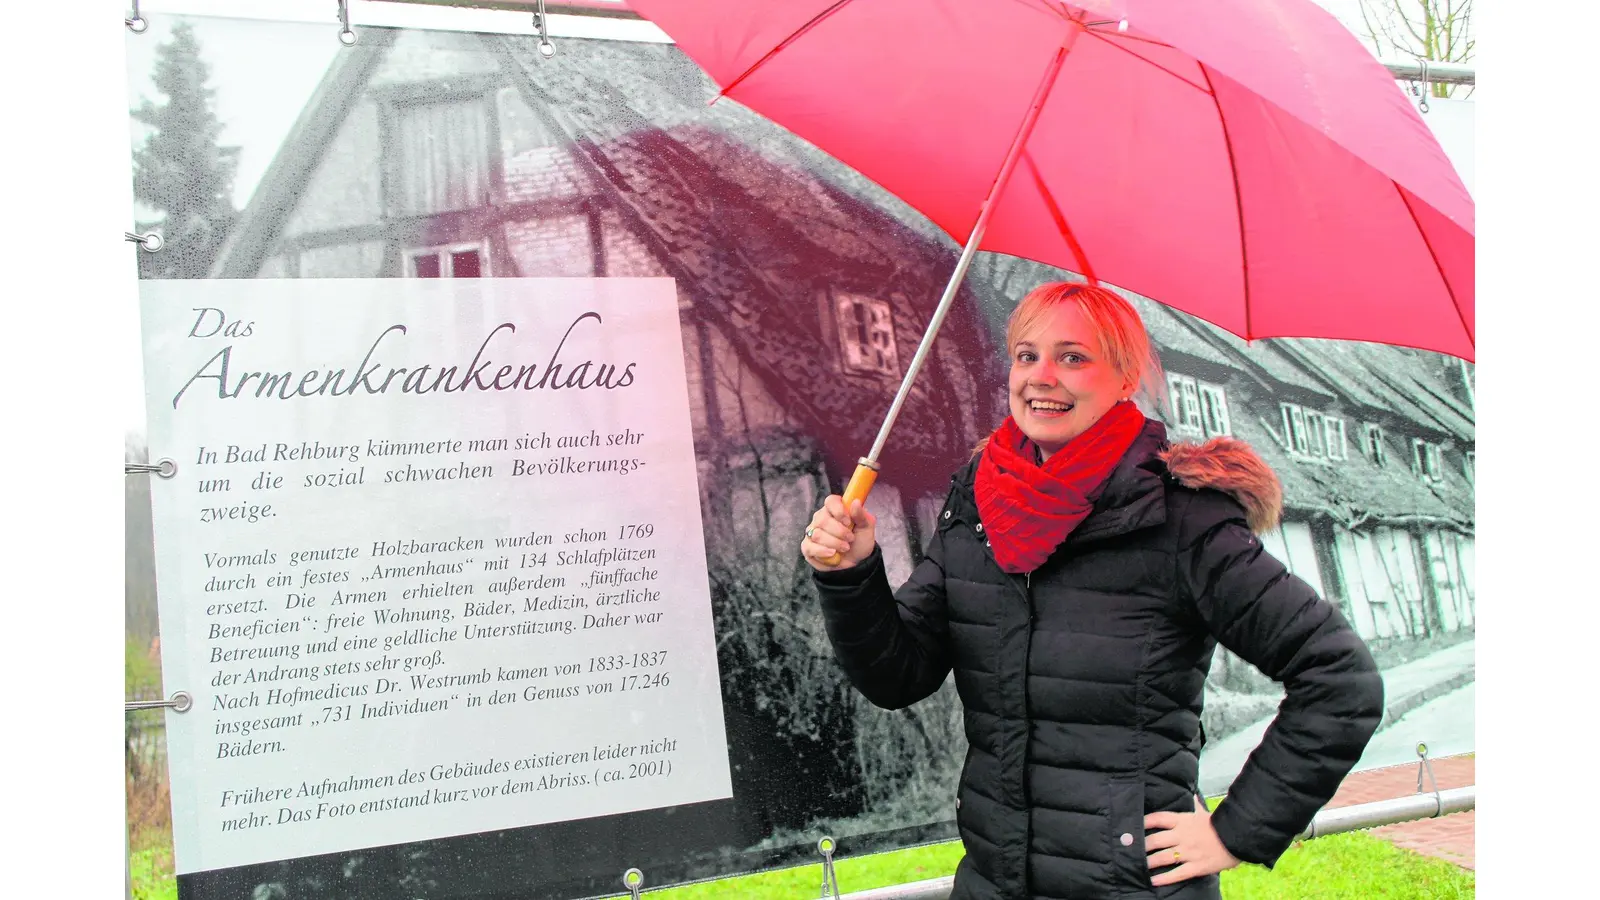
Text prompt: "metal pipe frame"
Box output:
[[1384, 59, 1475, 86], [834, 787, 1475, 900], [385, 1, 1478, 86]]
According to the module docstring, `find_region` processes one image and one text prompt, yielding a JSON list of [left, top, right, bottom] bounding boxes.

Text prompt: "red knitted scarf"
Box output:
[[974, 401, 1146, 573]]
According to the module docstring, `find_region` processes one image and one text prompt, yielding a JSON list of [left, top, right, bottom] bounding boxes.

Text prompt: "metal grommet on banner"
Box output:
[[126, 691, 193, 713], [534, 0, 555, 58], [337, 0, 357, 45], [126, 458, 178, 479], [126, 231, 163, 253], [126, 1, 147, 33], [817, 836, 841, 899], [621, 868, 644, 900]]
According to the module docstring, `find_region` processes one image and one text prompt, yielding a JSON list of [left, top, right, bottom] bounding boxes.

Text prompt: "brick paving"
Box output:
[[1323, 754, 1474, 869]]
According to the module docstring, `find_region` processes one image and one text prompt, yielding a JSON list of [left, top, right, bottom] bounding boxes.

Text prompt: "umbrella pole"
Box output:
[[820, 38, 1073, 564]]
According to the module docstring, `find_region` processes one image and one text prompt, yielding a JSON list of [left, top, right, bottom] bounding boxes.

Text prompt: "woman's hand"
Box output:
[[802, 495, 877, 572], [1143, 796, 1242, 887]]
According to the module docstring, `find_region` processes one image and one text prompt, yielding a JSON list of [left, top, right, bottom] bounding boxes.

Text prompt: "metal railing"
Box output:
[[382, 2, 1481, 88], [834, 785, 1476, 900], [1384, 59, 1474, 86]]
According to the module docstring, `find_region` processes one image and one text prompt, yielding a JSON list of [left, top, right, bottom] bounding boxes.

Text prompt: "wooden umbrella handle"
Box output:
[[818, 461, 879, 567]]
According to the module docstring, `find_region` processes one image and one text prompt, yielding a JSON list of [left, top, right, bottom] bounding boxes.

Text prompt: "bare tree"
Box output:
[[1357, 0, 1475, 98]]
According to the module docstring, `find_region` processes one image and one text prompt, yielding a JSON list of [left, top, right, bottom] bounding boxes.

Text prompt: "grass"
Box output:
[[128, 846, 177, 900], [645, 832, 1473, 900], [1221, 833, 1474, 900], [125, 753, 1472, 900], [648, 842, 968, 899], [126, 829, 1472, 900]]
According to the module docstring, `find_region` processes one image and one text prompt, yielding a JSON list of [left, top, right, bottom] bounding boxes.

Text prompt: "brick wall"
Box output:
[[503, 216, 593, 277]]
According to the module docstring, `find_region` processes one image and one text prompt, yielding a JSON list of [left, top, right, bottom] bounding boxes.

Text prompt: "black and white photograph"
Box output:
[[122, 4, 1475, 899]]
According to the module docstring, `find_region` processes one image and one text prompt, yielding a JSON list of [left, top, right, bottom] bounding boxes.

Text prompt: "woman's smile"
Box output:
[[1025, 398, 1075, 417]]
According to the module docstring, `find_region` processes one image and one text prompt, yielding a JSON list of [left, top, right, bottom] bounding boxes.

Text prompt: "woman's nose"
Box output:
[[1030, 361, 1059, 385]]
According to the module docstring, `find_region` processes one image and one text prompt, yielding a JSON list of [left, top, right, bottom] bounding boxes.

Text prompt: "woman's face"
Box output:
[[1008, 302, 1136, 461]]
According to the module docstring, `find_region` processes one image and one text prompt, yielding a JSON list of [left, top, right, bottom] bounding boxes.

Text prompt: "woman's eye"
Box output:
[[1062, 353, 1087, 365], [1016, 351, 1037, 363]]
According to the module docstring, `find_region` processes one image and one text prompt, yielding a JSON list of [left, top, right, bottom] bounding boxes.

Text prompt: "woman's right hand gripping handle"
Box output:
[[802, 495, 878, 572]]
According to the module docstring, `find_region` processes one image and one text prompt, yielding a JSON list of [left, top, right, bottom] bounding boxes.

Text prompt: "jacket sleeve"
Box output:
[[1176, 491, 1385, 868], [810, 530, 953, 711]]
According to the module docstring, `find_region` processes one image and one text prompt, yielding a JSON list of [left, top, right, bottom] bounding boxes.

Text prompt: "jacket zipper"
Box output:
[[1020, 569, 1035, 895]]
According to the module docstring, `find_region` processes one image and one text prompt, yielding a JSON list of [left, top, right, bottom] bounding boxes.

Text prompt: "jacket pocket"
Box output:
[[1107, 776, 1153, 892]]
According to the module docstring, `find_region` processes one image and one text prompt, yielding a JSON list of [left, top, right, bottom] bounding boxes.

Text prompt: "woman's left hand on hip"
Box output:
[[1143, 796, 1242, 886]]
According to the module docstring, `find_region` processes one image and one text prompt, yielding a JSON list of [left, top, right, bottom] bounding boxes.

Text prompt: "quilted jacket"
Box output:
[[813, 420, 1384, 899]]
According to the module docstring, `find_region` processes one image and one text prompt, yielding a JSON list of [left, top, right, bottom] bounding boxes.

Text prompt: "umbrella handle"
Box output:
[[818, 461, 879, 567]]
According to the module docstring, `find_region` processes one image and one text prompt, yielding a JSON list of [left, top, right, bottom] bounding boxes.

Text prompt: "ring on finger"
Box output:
[[805, 526, 816, 539], [1171, 850, 1182, 863]]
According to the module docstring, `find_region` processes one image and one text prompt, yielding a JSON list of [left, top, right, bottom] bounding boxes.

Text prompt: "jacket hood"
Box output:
[[1160, 437, 1283, 534]]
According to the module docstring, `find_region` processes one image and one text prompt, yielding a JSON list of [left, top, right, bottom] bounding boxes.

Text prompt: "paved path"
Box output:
[[1378, 640, 1476, 700], [1200, 640, 1475, 795], [1358, 684, 1474, 768], [1323, 753, 1474, 869]]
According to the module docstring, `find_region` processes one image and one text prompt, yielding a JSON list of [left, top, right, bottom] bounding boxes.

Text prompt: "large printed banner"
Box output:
[[124, 9, 1473, 898], [140, 278, 731, 874]]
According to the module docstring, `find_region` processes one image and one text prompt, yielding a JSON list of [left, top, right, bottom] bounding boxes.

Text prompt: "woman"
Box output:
[[803, 282, 1384, 900]]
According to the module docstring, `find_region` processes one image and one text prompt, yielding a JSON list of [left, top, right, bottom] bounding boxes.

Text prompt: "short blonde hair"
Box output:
[[1006, 281, 1168, 411]]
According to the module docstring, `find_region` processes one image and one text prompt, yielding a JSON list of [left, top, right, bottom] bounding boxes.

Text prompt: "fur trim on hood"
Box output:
[[1160, 437, 1283, 534]]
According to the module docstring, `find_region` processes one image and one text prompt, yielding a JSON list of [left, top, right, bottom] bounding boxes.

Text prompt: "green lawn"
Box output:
[[129, 830, 1472, 900], [128, 847, 177, 900], [644, 833, 1473, 900]]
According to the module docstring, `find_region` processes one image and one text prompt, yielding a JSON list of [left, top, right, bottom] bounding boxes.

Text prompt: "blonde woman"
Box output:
[[803, 283, 1383, 900]]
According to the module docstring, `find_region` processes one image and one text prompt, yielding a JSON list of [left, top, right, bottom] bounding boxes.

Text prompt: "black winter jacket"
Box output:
[[814, 421, 1384, 900]]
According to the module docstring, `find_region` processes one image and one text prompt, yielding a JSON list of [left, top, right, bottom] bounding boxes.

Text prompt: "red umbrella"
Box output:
[[624, 0, 1474, 556]]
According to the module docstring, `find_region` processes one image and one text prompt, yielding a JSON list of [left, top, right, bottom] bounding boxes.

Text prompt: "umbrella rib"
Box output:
[[1085, 31, 1211, 94], [716, 0, 860, 98], [1394, 182, 1474, 346], [1012, 0, 1071, 21], [1023, 151, 1097, 284], [1083, 27, 1176, 50], [1198, 63, 1254, 341]]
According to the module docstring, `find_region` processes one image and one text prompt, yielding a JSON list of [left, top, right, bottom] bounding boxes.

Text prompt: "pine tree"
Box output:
[[131, 22, 240, 279]]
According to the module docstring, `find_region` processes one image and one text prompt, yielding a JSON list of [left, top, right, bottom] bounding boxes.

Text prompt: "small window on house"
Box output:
[[1167, 374, 1204, 433], [391, 95, 492, 217], [406, 243, 487, 278], [1325, 418, 1348, 461], [1281, 404, 1310, 455], [1365, 424, 1387, 466], [411, 253, 442, 278], [1304, 411, 1327, 458], [1412, 439, 1444, 482], [450, 249, 483, 278], [1197, 383, 1231, 437], [835, 294, 899, 376]]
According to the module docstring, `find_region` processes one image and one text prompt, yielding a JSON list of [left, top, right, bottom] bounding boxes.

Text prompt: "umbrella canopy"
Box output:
[[627, 0, 1474, 361]]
